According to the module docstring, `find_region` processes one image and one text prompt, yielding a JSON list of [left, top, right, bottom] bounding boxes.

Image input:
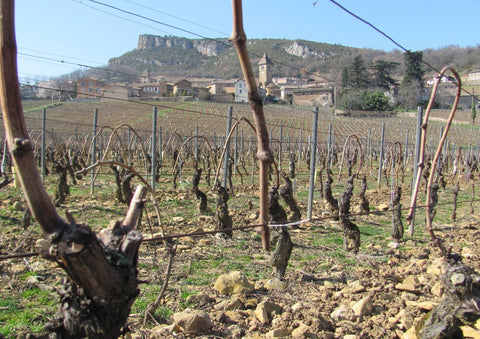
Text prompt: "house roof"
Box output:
[[266, 82, 280, 89], [292, 87, 333, 94]]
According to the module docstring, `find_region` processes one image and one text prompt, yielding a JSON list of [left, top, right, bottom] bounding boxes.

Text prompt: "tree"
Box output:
[[362, 91, 392, 111], [399, 51, 425, 110], [350, 55, 370, 89], [403, 50, 424, 86], [341, 67, 351, 92], [371, 59, 399, 90]]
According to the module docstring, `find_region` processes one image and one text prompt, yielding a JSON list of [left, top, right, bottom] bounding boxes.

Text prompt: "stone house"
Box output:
[[207, 80, 232, 95], [139, 80, 172, 97], [292, 87, 334, 107], [234, 78, 248, 103], [173, 79, 193, 96], [77, 78, 106, 99]]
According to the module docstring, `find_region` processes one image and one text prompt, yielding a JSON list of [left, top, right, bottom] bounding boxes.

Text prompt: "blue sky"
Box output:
[[15, 0, 479, 82]]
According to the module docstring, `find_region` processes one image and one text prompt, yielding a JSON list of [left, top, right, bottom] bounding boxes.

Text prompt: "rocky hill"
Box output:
[[90, 34, 480, 83]]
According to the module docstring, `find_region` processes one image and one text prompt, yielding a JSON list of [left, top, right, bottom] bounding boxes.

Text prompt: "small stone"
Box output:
[[10, 264, 25, 274], [401, 292, 419, 301], [395, 283, 418, 293], [245, 298, 258, 309], [265, 328, 290, 338], [214, 271, 254, 295], [461, 247, 475, 258], [198, 238, 212, 246], [405, 300, 434, 311], [402, 325, 419, 339], [35, 239, 50, 252], [214, 296, 245, 311], [264, 278, 287, 291], [377, 203, 389, 211], [427, 257, 446, 276], [451, 273, 466, 286], [344, 335, 359, 339], [291, 323, 311, 338], [461, 325, 480, 338], [259, 300, 283, 316], [388, 241, 399, 249], [330, 304, 351, 320], [431, 281, 443, 297], [223, 324, 244, 337], [254, 304, 270, 324], [323, 280, 335, 289], [344, 280, 366, 293], [173, 309, 212, 334], [172, 216, 185, 223], [291, 302, 305, 313], [151, 323, 182, 335], [352, 295, 373, 317]]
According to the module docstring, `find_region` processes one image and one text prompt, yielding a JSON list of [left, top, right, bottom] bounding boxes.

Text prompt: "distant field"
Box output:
[[11, 99, 480, 152]]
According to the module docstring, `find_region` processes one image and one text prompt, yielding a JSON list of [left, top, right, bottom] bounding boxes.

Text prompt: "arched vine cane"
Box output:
[[407, 66, 462, 255]]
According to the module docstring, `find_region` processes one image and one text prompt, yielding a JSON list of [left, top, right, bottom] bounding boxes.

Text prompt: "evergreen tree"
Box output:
[[341, 67, 351, 92], [403, 50, 424, 86], [371, 59, 399, 90], [350, 55, 370, 89], [399, 50, 425, 110]]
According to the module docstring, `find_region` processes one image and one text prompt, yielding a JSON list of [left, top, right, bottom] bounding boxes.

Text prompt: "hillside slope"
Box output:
[[86, 35, 480, 83]]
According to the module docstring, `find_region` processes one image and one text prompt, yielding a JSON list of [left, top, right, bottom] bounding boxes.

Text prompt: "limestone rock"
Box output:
[[264, 278, 287, 291], [266, 328, 290, 338], [173, 309, 212, 334], [291, 323, 312, 337], [186, 292, 215, 307], [430, 281, 443, 297], [352, 295, 373, 317], [330, 304, 352, 320], [214, 296, 245, 311], [343, 280, 366, 293], [427, 257, 446, 276], [402, 325, 419, 339], [377, 203, 389, 211], [214, 271, 254, 295], [254, 303, 269, 324], [254, 301, 282, 325]]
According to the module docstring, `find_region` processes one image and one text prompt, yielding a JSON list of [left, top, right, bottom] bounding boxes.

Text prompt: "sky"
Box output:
[[14, 0, 480, 82]]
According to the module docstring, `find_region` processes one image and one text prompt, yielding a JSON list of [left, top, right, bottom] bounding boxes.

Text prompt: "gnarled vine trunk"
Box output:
[[0, 2, 145, 337]]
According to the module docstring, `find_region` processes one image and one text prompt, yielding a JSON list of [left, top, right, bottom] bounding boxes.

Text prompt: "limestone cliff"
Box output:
[[137, 34, 230, 56]]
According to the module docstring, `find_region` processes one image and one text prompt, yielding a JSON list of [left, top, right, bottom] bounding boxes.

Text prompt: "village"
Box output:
[[21, 50, 480, 112]]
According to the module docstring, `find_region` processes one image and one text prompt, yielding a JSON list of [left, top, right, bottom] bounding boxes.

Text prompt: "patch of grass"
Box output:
[[0, 288, 56, 337], [180, 290, 196, 309]]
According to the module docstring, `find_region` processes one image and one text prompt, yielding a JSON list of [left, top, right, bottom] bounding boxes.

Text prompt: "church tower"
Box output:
[[258, 53, 272, 88]]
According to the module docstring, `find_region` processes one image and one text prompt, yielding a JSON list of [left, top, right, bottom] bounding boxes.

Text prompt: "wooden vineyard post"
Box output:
[[231, 0, 273, 250]]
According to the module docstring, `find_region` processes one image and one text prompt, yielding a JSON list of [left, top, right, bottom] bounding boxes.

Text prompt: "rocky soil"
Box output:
[[1, 182, 480, 338]]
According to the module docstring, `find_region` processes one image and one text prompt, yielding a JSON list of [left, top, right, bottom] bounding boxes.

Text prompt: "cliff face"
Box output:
[[285, 41, 334, 59], [137, 34, 230, 56]]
